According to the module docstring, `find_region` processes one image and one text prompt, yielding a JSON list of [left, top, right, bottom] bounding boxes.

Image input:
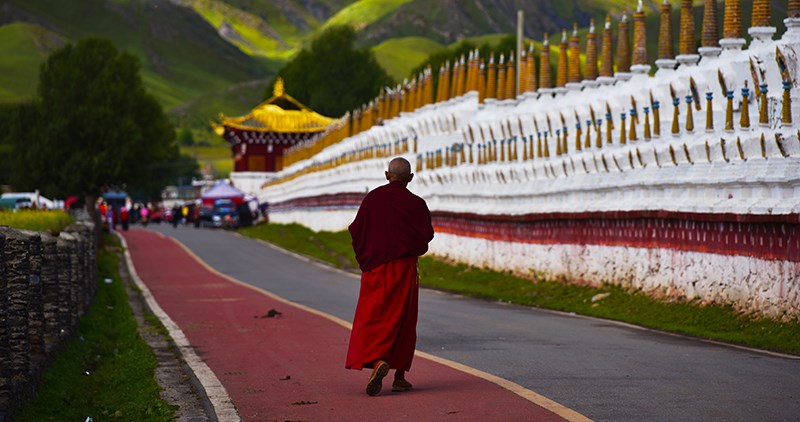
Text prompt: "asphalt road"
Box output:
[[144, 224, 800, 422]]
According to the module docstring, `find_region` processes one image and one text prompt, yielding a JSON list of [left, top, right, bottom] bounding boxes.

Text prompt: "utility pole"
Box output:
[[516, 10, 523, 98]]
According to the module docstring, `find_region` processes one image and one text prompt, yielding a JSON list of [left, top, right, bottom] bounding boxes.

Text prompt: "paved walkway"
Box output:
[[121, 229, 582, 421]]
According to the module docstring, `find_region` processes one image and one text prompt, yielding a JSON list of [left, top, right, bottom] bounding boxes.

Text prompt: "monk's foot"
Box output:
[[391, 379, 413, 392], [366, 361, 390, 396]]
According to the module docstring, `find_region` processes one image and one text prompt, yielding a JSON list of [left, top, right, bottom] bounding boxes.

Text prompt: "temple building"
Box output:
[[212, 78, 337, 173]]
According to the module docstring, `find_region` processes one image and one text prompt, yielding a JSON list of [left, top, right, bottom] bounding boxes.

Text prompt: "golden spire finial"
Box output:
[[749, 0, 776, 41], [568, 23, 582, 83], [557, 29, 569, 87], [751, 0, 770, 27], [758, 83, 769, 126], [497, 54, 507, 100], [449, 58, 460, 98], [505, 53, 516, 99], [652, 96, 661, 137], [526, 43, 537, 92], [539, 33, 553, 90], [274, 77, 285, 97], [706, 91, 714, 132], [701, 0, 720, 47], [723, 0, 743, 40], [457, 55, 467, 95], [632, 4, 648, 68], [473, 48, 482, 92], [658, 0, 674, 60], [740, 81, 751, 128], [782, 81, 793, 126], [672, 95, 681, 135], [466, 51, 475, 93], [585, 18, 599, 81], [478, 61, 486, 102], [439, 65, 447, 102], [678, 0, 697, 56], [616, 11, 632, 74], [600, 16, 614, 78], [685, 93, 695, 132], [487, 53, 497, 99], [789, 0, 800, 18]]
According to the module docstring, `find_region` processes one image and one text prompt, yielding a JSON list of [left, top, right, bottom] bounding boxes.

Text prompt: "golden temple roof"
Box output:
[[213, 78, 337, 136]]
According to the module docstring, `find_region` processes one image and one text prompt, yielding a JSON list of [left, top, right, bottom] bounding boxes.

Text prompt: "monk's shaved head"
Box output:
[[386, 157, 413, 183]]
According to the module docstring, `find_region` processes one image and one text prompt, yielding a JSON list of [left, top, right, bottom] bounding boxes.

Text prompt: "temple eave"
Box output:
[[222, 122, 330, 134]]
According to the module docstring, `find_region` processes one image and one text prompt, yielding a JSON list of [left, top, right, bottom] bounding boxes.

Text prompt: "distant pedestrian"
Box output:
[[172, 205, 180, 228], [106, 205, 115, 232], [345, 157, 434, 396], [193, 205, 201, 228], [120, 206, 130, 231], [140, 206, 149, 226]]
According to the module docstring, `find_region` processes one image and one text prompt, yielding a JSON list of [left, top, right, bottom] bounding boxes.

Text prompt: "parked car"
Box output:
[[1, 192, 58, 209], [0, 197, 31, 210], [207, 199, 239, 229]]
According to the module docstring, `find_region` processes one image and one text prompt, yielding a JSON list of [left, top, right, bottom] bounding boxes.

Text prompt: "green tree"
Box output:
[[177, 126, 195, 146], [0, 104, 16, 184], [3, 37, 192, 203], [272, 25, 393, 118]]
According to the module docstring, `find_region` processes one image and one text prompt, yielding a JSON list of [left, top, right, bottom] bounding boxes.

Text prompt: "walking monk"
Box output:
[[346, 157, 435, 396]]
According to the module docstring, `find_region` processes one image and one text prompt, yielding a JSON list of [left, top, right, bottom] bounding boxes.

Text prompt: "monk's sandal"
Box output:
[[366, 361, 390, 396], [392, 379, 413, 392]]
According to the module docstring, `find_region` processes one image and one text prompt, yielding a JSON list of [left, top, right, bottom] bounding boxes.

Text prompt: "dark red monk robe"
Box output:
[[346, 180, 434, 371]]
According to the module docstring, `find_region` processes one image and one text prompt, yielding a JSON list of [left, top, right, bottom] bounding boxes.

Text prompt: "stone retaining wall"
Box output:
[[0, 221, 97, 419]]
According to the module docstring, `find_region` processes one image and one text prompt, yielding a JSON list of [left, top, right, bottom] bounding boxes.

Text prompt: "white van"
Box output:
[[1, 192, 59, 209]]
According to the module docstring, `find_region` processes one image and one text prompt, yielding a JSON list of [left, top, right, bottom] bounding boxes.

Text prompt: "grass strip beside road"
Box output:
[[240, 223, 800, 356], [16, 235, 175, 421], [0, 209, 73, 233]]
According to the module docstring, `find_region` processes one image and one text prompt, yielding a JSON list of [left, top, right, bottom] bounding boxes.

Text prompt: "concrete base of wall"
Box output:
[[269, 209, 357, 233], [430, 232, 800, 320]]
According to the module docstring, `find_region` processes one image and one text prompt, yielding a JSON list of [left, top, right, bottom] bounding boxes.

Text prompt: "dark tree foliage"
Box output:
[[271, 25, 393, 118], [0, 104, 16, 184], [3, 37, 196, 200], [177, 126, 196, 146]]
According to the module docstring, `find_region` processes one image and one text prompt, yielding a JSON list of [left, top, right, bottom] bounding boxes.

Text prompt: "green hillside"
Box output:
[[372, 36, 443, 81], [1, 0, 789, 129], [2, 0, 269, 113], [320, 0, 413, 33], [0, 23, 64, 103], [185, 0, 304, 62]]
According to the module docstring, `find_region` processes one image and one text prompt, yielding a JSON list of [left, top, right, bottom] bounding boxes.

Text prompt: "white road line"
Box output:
[[116, 233, 241, 422]]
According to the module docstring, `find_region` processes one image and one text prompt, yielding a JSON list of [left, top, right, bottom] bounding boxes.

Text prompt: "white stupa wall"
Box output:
[[257, 26, 800, 320]]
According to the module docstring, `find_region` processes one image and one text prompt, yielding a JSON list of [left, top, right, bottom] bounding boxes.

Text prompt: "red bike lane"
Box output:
[[122, 228, 581, 421]]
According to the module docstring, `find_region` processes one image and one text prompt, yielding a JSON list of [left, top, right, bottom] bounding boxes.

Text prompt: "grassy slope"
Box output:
[[187, 0, 305, 62], [4, 0, 268, 112], [372, 36, 443, 81], [175, 78, 271, 127], [181, 144, 233, 178], [319, 0, 413, 33], [0, 23, 64, 104]]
